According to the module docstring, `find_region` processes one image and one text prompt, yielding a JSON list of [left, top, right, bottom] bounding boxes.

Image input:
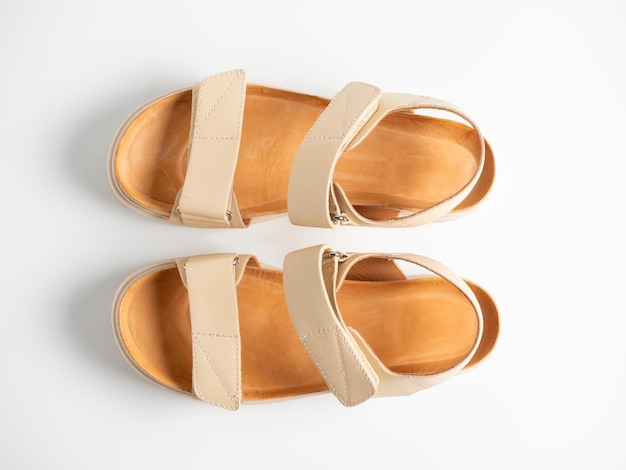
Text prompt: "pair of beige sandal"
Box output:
[[109, 69, 499, 409]]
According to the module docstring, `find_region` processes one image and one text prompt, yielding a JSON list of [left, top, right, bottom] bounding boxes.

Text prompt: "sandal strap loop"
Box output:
[[354, 251, 483, 395], [171, 69, 247, 227], [344, 94, 485, 227], [288, 87, 485, 228], [283, 245, 484, 406], [175, 253, 254, 409]]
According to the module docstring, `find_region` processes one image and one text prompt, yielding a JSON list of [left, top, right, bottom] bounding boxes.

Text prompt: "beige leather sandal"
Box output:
[[113, 245, 499, 409], [109, 69, 494, 228]]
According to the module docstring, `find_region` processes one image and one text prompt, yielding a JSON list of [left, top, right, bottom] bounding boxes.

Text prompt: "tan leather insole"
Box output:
[[113, 85, 493, 221], [118, 265, 499, 401]]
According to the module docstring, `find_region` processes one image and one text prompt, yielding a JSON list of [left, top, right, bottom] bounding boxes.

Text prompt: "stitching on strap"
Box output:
[[192, 332, 239, 409], [334, 328, 349, 403], [194, 70, 242, 139], [304, 83, 379, 140], [299, 326, 338, 339], [341, 85, 352, 138], [194, 332, 238, 338], [300, 326, 374, 406], [404, 374, 432, 390]]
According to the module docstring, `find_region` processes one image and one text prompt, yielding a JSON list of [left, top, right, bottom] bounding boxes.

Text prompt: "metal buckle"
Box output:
[[328, 251, 348, 261]]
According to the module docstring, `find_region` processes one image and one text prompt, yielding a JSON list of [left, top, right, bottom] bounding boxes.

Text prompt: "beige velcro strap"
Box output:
[[287, 83, 382, 228], [283, 245, 379, 406], [352, 252, 483, 396], [283, 245, 484, 405], [175, 253, 253, 410], [338, 94, 486, 227], [288, 85, 485, 228], [171, 69, 247, 228]]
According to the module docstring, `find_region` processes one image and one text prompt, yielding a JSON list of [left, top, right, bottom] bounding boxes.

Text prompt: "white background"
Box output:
[[2, 1, 625, 468]]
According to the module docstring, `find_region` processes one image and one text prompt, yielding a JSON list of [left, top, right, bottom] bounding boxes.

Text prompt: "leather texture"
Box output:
[[280, 244, 380, 406], [174, 253, 257, 409], [287, 82, 383, 227], [283, 245, 484, 405], [169, 69, 247, 228], [288, 90, 485, 228]]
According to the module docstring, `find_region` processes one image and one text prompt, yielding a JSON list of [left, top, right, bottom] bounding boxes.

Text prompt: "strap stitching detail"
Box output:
[[404, 375, 432, 390], [304, 83, 351, 139], [192, 332, 239, 409], [299, 326, 374, 406], [341, 85, 352, 138], [299, 326, 337, 339], [194, 70, 242, 140], [299, 332, 344, 405], [305, 83, 379, 140], [194, 332, 238, 338], [334, 328, 350, 404]]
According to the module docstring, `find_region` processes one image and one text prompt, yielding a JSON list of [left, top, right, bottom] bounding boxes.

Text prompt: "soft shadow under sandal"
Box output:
[[109, 69, 495, 228], [113, 245, 499, 409]]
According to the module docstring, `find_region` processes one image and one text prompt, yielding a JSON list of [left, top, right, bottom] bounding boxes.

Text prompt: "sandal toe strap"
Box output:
[[170, 69, 247, 228], [176, 253, 256, 409]]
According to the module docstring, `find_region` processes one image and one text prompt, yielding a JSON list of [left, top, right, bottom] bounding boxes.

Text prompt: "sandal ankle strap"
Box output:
[[283, 245, 484, 406], [288, 85, 485, 228]]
